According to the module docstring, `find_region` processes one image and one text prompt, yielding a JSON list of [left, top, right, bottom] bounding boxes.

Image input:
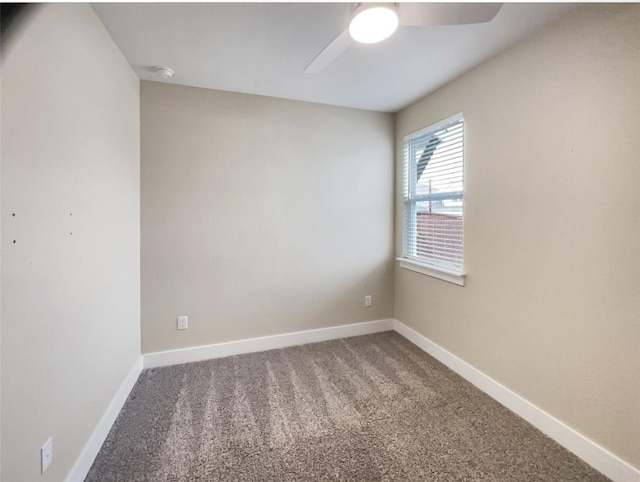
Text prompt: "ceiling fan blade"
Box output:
[[304, 30, 353, 74], [398, 3, 503, 27]]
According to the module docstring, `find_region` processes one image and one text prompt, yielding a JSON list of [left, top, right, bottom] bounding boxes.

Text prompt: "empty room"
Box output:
[[1, 2, 639, 481]]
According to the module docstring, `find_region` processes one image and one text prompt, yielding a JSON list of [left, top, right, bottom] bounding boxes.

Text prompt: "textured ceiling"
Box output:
[[93, 3, 574, 112]]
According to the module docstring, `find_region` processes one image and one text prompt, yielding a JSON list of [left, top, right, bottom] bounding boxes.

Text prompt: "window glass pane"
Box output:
[[403, 115, 464, 274]]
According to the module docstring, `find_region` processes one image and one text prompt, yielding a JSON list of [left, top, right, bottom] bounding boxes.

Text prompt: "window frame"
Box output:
[[398, 112, 466, 286]]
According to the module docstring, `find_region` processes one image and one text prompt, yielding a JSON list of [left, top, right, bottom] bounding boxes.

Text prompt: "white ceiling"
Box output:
[[93, 3, 574, 113]]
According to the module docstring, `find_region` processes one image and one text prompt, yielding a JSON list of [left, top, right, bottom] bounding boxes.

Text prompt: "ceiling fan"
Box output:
[[305, 3, 503, 73]]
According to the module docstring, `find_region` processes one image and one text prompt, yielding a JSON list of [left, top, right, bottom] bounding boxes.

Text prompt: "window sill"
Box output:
[[396, 258, 466, 286]]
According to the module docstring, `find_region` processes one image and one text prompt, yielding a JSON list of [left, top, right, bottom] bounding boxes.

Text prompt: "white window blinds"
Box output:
[[403, 114, 464, 274]]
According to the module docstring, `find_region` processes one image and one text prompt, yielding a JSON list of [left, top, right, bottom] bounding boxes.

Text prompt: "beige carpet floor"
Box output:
[[86, 331, 609, 481]]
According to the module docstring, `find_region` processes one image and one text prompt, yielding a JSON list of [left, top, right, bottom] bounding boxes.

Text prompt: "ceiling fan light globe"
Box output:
[[349, 5, 399, 44]]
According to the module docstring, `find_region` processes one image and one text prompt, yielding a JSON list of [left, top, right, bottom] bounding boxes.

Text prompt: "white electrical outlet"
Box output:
[[364, 295, 372, 307], [41, 437, 53, 474], [177, 315, 188, 330]]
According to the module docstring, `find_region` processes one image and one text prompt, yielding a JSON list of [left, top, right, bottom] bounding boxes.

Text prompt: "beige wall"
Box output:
[[395, 4, 640, 468], [1, 4, 141, 481], [141, 81, 394, 354]]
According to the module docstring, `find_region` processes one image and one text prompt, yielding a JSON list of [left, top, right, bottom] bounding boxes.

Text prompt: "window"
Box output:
[[399, 113, 465, 285]]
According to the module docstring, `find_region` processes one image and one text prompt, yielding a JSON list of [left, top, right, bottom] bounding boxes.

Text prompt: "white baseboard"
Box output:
[[67, 320, 638, 482], [393, 320, 640, 482], [66, 357, 143, 482], [143, 319, 395, 369]]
